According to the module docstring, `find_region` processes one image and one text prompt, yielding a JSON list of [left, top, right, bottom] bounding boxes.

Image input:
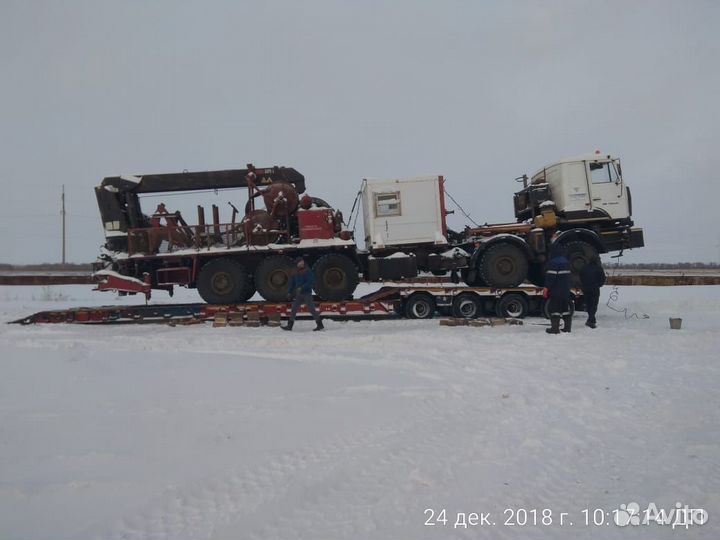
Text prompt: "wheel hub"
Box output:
[[459, 300, 476, 317], [324, 268, 344, 288], [497, 257, 514, 275], [269, 269, 288, 288], [506, 301, 522, 317], [211, 272, 232, 294]]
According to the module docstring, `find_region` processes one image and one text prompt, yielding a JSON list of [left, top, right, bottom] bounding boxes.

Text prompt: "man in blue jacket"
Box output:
[[544, 245, 573, 334], [282, 259, 324, 331]]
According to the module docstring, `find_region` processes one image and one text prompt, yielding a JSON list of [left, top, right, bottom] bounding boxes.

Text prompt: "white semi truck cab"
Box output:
[[515, 151, 635, 223]]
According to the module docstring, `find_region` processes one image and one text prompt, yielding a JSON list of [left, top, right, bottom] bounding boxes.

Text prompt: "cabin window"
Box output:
[[374, 191, 401, 217], [589, 161, 619, 183]]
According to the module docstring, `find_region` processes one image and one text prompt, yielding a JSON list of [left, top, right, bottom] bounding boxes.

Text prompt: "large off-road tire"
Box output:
[[405, 293, 436, 319], [495, 293, 529, 318], [562, 240, 598, 272], [527, 263, 546, 287], [452, 292, 482, 319], [242, 274, 256, 302], [312, 254, 359, 301], [479, 243, 528, 288], [461, 267, 486, 287], [561, 240, 599, 287], [197, 258, 250, 304], [254, 255, 294, 302]]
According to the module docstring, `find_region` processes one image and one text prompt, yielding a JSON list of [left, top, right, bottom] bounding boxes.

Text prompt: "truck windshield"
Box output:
[[589, 161, 619, 183]]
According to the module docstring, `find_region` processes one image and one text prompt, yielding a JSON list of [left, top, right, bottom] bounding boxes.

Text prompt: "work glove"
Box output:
[[543, 287, 549, 299]]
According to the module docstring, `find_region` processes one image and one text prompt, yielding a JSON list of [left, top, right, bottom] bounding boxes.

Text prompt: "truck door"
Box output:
[[587, 161, 628, 219]]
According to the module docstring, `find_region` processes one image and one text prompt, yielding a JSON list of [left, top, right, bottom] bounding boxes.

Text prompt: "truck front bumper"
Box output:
[[629, 228, 644, 249]]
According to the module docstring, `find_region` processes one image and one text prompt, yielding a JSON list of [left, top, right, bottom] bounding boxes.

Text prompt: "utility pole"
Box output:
[[61, 184, 66, 264]]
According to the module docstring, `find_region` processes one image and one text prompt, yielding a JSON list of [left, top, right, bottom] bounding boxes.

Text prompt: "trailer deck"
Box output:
[[9, 285, 580, 325]]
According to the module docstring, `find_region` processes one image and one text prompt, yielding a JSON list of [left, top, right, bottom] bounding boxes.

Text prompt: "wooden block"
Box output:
[[439, 319, 457, 326], [246, 311, 260, 321], [228, 313, 245, 327], [245, 320, 261, 327], [213, 314, 228, 327], [175, 318, 205, 326]]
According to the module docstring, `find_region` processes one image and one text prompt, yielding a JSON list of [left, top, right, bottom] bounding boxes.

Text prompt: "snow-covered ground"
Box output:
[[1, 284, 718, 539]]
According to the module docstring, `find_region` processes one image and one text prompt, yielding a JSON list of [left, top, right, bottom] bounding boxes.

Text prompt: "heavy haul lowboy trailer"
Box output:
[[10, 284, 584, 325]]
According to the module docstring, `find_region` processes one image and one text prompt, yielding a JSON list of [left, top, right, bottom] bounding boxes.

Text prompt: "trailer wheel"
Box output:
[[255, 255, 294, 302], [313, 254, 359, 301], [197, 258, 250, 304], [452, 292, 482, 319], [479, 243, 528, 288], [405, 293, 436, 319], [496, 293, 529, 318]]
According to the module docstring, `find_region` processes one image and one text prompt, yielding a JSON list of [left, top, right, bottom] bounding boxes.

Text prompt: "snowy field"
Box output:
[[1, 284, 718, 539]]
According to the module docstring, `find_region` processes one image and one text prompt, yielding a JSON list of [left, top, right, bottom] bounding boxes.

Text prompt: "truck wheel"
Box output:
[[197, 258, 250, 304], [496, 293, 529, 318], [562, 240, 598, 286], [562, 240, 598, 272], [242, 274, 257, 302], [255, 255, 294, 302], [405, 293, 436, 319], [452, 292, 482, 319], [313, 253, 359, 301], [527, 263, 546, 287], [461, 267, 486, 287], [479, 243, 528, 288]]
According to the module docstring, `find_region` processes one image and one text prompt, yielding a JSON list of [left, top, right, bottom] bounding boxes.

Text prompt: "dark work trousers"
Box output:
[[289, 292, 321, 323], [584, 289, 600, 324], [547, 296, 572, 318]]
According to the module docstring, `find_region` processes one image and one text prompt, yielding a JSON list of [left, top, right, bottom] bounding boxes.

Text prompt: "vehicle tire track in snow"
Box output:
[[79, 412, 436, 539], [83, 383, 525, 540]]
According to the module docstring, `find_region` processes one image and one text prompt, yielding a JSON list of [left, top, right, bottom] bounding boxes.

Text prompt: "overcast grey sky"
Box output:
[[1, 0, 718, 264]]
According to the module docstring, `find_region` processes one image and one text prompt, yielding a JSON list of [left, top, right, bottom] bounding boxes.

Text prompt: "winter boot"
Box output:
[[313, 320, 324, 332], [281, 321, 294, 331], [585, 319, 597, 329], [562, 315, 573, 333], [546, 316, 561, 334]]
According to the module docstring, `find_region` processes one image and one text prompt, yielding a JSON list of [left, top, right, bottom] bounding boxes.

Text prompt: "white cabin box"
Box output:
[[362, 176, 448, 250]]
